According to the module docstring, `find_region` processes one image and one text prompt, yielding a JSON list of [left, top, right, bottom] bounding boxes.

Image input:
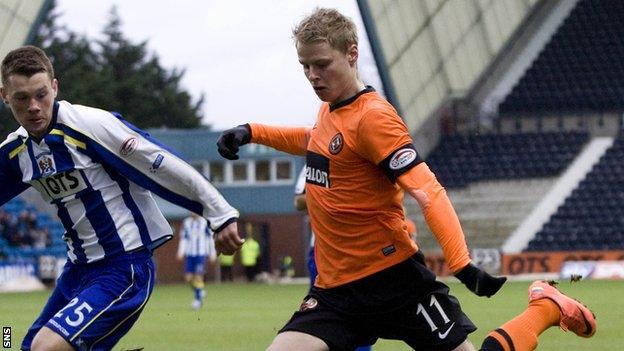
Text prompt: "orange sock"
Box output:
[[484, 299, 560, 351]]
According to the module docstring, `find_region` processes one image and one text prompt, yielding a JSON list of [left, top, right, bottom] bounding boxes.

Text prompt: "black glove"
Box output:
[[455, 263, 507, 297], [216, 124, 252, 160]]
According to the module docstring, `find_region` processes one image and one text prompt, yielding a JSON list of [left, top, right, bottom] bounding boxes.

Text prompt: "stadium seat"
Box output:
[[499, 0, 624, 114], [527, 131, 624, 251], [1, 199, 66, 261], [426, 131, 588, 188]]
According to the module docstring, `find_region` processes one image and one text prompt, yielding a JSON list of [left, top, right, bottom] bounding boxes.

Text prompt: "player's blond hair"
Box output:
[[1, 45, 54, 87], [292, 8, 358, 53]]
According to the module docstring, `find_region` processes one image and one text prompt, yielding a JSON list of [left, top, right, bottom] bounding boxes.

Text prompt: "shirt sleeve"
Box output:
[[294, 166, 307, 195], [355, 108, 420, 182], [249, 123, 310, 156], [0, 147, 30, 206], [207, 229, 217, 260], [74, 108, 239, 232], [397, 163, 471, 273], [177, 219, 188, 257]]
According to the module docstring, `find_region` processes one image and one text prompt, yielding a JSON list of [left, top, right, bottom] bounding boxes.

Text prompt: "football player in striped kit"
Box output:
[[176, 212, 216, 310], [0, 46, 242, 351]]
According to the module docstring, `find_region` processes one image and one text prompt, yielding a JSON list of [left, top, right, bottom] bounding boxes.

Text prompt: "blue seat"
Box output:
[[526, 131, 624, 251], [427, 131, 588, 188], [499, 0, 624, 114]]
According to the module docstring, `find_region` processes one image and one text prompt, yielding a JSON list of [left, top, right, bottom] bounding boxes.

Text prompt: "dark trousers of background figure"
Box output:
[[244, 264, 257, 282], [220, 265, 233, 282]]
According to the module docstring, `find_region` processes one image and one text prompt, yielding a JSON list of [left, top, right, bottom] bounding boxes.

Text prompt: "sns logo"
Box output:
[[389, 148, 417, 170], [3, 326, 10, 348]]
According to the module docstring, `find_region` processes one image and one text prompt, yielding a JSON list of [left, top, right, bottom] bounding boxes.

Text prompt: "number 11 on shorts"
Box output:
[[416, 295, 451, 332]]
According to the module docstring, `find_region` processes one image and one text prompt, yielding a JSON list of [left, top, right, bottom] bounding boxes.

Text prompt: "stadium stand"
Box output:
[[0, 198, 66, 262], [527, 130, 624, 251], [426, 131, 589, 189], [499, 0, 624, 114], [405, 0, 624, 256], [480, 0, 624, 252], [407, 177, 557, 252], [408, 128, 590, 253]]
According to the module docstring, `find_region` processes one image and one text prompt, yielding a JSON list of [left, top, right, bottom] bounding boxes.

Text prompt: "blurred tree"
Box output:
[[96, 7, 204, 129], [1, 2, 206, 139]]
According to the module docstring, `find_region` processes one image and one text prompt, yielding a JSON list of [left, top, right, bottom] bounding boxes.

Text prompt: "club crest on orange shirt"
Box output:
[[329, 133, 343, 154], [299, 297, 318, 311]]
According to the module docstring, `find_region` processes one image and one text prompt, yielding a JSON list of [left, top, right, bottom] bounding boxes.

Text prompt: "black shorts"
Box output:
[[279, 251, 476, 351]]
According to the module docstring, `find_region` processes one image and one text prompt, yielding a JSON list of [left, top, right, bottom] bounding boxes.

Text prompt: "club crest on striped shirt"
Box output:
[[36, 151, 56, 177]]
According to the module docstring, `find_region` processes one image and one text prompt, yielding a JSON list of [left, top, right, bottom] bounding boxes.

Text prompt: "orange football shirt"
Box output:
[[252, 88, 419, 288]]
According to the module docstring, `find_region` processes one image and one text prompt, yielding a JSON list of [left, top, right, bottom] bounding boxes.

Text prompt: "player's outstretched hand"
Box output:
[[217, 124, 251, 160], [214, 221, 244, 255], [455, 263, 507, 297]]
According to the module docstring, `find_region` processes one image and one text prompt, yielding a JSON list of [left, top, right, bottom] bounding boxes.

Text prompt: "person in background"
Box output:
[[1, 45, 240, 351], [13, 209, 34, 247], [219, 251, 235, 282], [215, 8, 595, 351], [31, 226, 51, 249], [0, 209, 14, 242], [240, 223, 261, 282], [177, 212, 217, 310], [279, 255, 295, 280], [293, 166, 316, 287]]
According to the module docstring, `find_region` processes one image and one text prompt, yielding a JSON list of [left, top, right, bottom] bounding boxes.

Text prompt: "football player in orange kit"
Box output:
[[216, 8, 596, 351]]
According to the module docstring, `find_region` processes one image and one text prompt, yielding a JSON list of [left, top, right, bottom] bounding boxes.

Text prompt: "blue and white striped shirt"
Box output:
[[0, 101, 238, 264], [177, 216, 215, 257]]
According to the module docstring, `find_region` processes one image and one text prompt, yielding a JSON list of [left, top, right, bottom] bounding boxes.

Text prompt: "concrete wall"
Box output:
[[359, 0, 538, 134], [0, 0, 50, 58]]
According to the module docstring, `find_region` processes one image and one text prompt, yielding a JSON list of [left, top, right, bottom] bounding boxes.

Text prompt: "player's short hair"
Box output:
[[1, 45, 54, 87], [292, 8, 358, 53]]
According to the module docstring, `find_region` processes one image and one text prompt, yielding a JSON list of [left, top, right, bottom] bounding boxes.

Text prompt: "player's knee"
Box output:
[[31, 327, 74, 351], [192, 275, 205, 287], [266, 331, 328, 351], [452, 339, 477, 351]]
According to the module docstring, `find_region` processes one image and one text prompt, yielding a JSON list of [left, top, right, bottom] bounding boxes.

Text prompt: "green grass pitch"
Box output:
[[1, 280, 621, 350]]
